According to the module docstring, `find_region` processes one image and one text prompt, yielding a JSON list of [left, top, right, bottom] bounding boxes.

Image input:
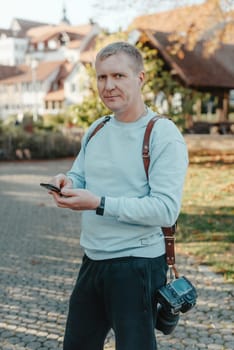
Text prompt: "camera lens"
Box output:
[[156, 304, 180, 335]]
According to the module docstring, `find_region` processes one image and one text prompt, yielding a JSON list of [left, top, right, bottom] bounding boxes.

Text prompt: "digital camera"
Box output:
[[155, 276, 197, 334]]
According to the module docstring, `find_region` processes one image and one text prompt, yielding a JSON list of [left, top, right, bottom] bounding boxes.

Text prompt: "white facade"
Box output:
[[0, 60, 91, 119], [0, 35, 28, 65], [0, 19, 100, 120], [64, 64, 90, 106], [0, 66, 61, 119], [25, 48, 66, 64]]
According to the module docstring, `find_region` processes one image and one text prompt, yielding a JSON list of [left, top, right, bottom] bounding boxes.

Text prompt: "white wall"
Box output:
[[0, 67, 61, 119], [0, 36, 28, 65], [64, 64, 90, 105]]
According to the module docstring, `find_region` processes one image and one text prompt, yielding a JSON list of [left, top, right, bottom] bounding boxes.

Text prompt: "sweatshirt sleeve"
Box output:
[[104, 120, 189, 227], [66, 137, 86, 189]]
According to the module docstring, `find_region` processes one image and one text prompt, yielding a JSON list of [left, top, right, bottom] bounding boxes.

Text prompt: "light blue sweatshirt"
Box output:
[[67, 108, 189, 260]]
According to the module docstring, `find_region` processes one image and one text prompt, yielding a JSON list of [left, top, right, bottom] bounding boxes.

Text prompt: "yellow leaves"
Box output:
[[221, 183, 234, 194]]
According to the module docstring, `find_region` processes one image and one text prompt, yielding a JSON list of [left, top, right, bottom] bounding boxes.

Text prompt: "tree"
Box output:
[[68, 63, 109, 128], [137, 41, 209, 130], [166, 0, 234, 57], [92, 0, 204, 31], [126, 0, 234, 57]]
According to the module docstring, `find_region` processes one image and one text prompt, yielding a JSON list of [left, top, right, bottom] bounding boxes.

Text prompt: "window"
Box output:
[[48, 40, 57, 49], [52, 83, 58, 91], [70, 83, 76, 93], [38, 42, 45, 51]]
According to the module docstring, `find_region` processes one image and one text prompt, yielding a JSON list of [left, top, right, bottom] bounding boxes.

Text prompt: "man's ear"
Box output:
[[138, 71, 145, 86]]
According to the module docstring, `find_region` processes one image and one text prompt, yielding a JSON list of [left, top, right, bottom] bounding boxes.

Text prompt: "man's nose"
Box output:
[[105, 77, 115, 90]]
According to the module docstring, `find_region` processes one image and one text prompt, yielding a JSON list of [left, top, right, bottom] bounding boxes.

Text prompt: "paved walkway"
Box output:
[[0, 159, 233, 350]]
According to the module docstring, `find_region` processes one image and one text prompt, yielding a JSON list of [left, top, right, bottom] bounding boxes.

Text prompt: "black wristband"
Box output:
[[96, 196, 105, 216]]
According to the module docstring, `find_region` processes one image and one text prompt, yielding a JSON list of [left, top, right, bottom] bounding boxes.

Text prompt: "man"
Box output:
[[50, 41, 188, 350]]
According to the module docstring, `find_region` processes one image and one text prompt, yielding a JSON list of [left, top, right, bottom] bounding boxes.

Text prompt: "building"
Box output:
[[0, 18, 51, 66], [129, 0, 234, 125], [0, 8, 100, 120]]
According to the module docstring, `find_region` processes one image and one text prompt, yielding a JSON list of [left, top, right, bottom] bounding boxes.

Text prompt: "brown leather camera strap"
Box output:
[[142, 116, 162, 179], [87, 116, 111, 142], [142, 115, 177, 271]]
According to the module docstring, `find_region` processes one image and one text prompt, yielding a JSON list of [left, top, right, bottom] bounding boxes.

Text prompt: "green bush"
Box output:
[[0, 128, 81, 160]]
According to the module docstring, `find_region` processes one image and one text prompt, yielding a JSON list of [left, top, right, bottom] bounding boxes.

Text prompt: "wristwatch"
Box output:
[[96, 196, 105, 216]]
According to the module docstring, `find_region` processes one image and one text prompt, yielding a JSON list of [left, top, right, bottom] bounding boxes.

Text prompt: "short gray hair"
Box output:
[[96, 41, 144, 73]]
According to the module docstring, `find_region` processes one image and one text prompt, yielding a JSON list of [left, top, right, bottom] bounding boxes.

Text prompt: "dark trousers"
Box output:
[[63, 254, 168, 350]]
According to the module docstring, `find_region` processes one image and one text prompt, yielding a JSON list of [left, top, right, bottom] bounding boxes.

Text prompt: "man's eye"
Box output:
[[115, 74, 123, 79], [98, 76, 105, 81]]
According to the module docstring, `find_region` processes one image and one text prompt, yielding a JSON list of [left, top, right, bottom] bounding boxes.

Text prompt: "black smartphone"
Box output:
[[40, 183, 61, 194]]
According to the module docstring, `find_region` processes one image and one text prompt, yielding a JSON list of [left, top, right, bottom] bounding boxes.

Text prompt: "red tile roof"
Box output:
[[9, 18, 51, 37], [66, 39, 82, 49], [0, 65, 24, 80], [145, 30, 234, 89], [13, 18, 51, 31], [55, 61, 75, 81], [44, 88, 64, 101], [130, 0, 234, 45], [27, 24, 93, 44], [0, 60, 65, 84], [80, 49, 96, 63], [129, 0, 234, 90]]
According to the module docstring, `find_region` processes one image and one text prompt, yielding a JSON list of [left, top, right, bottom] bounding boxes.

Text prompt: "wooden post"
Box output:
[[216, 91, 229, 122], [223, 91, 229, 121], [216, 93, 224, 122]]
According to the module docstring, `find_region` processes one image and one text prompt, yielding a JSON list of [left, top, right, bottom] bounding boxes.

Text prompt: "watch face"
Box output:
[[96, 197, 105, 215], [96, 207, 104, 215]]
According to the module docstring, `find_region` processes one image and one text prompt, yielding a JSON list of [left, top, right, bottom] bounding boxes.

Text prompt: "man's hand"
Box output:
[[50, 173, 73, 191], [51, 188, 100, 211]]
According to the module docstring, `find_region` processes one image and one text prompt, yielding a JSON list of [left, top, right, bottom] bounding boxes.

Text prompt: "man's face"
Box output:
[[95, 52, 144, 114]]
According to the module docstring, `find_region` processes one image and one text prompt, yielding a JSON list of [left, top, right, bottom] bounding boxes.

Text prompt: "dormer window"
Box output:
[[38, 42, 45, 51], [48, 39, 57, 49], [52, 82, 58, 91], [59, 32, 69, 46]]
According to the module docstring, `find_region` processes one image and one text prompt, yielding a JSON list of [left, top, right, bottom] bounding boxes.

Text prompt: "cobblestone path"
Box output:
[[0, 159, 233, 350]]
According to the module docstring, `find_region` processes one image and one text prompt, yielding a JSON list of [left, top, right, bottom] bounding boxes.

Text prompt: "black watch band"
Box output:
[[96, 196, 105, 216]]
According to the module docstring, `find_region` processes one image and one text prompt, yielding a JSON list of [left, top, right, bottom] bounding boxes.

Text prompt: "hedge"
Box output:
[[0, 129, 81, 160]]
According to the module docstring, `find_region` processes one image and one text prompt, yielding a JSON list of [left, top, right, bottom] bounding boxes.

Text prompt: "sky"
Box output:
[[0, 0, 207, 32], [0, 0, 96, 28]]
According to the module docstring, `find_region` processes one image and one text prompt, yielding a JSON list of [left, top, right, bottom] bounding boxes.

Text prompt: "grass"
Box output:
[[176, 156, 234, 283]]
